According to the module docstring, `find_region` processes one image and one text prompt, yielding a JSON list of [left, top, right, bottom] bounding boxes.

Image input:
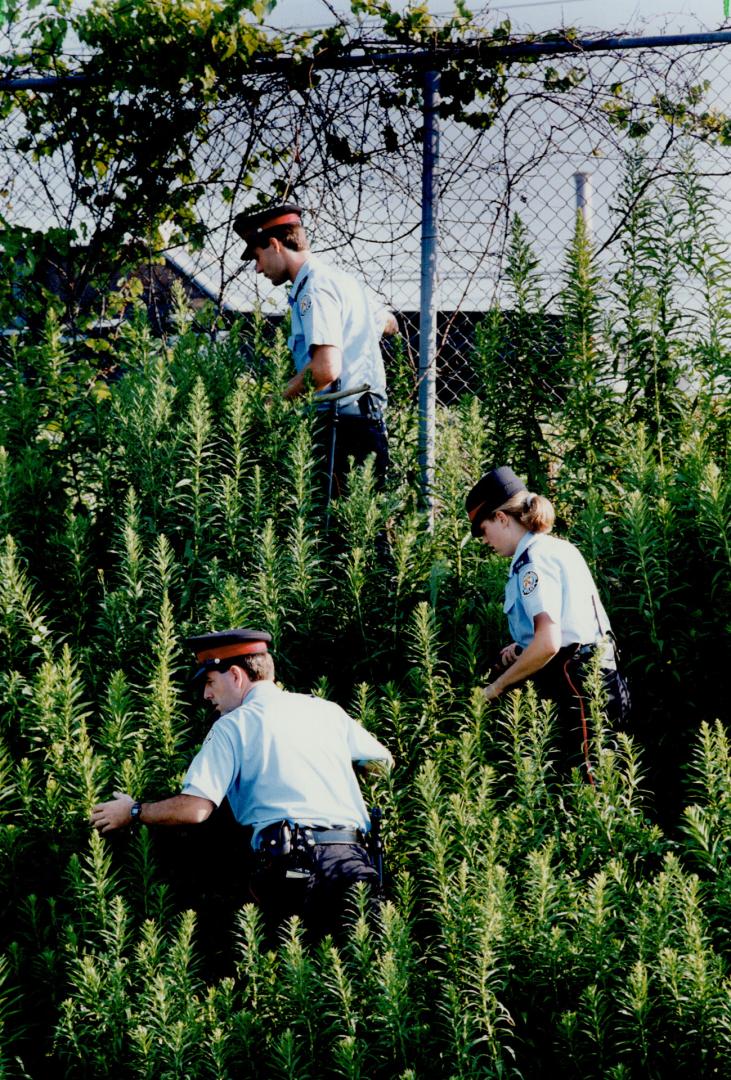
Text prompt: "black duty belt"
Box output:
[[310, 828, 364, 844], [575, 642, 617, 669], [255, 820, 365, 854]]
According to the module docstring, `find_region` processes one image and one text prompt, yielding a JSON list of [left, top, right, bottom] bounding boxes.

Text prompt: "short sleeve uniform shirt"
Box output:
[[504, 532, 611, 649], [287, 255, 387, 416], [181, 681, 393, 844]]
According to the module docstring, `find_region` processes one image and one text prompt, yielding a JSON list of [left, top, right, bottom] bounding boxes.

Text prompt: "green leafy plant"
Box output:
[[0, 148, 727, 1076]]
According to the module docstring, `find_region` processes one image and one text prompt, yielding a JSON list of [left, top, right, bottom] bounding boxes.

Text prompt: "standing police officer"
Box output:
[[233, 202, 395, 494], [466, 467, 630, 778], [90, 628, 393, 940]]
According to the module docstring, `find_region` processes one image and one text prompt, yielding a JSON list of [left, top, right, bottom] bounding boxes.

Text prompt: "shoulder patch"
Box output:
[[299, 294, 312, 315], [521, 570, 539, 595]]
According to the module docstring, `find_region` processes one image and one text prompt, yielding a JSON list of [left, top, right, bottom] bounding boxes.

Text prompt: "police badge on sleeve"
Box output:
[[299, 295, 312, 314], [521, 570, 539, 595]]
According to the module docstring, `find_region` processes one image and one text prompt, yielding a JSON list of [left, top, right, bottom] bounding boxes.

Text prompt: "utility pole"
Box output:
[[419, 70, 440, 527], [573, 171, 593, 237]]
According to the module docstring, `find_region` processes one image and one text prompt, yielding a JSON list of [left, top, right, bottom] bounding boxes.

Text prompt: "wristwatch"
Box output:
[[129, 800, 143, 826]]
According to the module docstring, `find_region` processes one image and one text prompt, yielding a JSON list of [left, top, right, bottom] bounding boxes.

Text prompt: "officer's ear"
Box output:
[[227, 664, 248, 689]]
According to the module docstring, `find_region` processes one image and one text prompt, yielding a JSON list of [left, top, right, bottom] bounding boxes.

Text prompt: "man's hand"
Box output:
[[482, 683, 501, 702], [283, 346, 342, 400], [356, 757, 394, 776], [381, 311, 399, 336], [90, 791, 134, 834]]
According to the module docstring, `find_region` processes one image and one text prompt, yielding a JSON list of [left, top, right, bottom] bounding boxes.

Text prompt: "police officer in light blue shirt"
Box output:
[[287, 253, 388, 414], [465, 466, 630, 778], [502, 530, 613, 655], [233, 202, 395, 496], [90, 627, 393, 941], [180, 636, 390, 850]]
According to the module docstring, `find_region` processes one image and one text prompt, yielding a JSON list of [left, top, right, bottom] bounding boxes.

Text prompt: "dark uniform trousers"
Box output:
[[531, 642, 631, 777], [314, 396, 389, 498], [249, 827, 382, 943]]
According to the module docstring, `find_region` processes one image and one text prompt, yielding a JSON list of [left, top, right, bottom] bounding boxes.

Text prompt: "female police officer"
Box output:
[[466, 466, 630, 777]]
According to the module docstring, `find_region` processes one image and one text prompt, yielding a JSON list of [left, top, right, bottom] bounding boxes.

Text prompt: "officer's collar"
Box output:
[[289, 254, 320, 293], [242, 679, 280, 704], [509, 530, 539, 574]]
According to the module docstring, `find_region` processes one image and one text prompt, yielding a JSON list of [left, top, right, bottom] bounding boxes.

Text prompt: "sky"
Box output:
[[264, 0, 730, 37]]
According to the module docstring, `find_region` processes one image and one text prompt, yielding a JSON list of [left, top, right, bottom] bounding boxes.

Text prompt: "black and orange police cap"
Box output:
[[233, 202, 304, 260], [186, 628, 272, 682]]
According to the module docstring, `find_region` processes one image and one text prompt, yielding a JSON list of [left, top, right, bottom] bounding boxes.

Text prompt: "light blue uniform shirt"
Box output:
[[181, 681, 393, 846], [504, 532, 611, 649], [287, 255, 388, 416]]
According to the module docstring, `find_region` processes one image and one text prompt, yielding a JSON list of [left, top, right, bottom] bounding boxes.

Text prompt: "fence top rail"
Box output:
[[4, 28, 731, 91]]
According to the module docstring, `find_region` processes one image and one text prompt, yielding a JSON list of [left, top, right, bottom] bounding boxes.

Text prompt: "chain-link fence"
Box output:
[[2, 25, 731, 498]]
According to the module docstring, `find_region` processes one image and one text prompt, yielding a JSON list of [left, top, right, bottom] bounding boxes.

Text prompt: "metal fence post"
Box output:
[[419, 69, 440, 527]]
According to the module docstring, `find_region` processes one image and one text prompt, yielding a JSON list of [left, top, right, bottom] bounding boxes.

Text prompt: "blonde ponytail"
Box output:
[[519, 492, 554, 533], [497, 491, 555, 533]]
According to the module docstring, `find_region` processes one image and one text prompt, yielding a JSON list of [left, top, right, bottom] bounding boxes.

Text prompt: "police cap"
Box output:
[[186, 628, 272, 682], [466, 466, 527, 537], [233, 202, 304, 260]]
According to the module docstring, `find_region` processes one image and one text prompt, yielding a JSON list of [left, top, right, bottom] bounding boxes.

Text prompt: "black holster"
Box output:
[[255, 821, 317, 880], [358, 392, 384, 421]]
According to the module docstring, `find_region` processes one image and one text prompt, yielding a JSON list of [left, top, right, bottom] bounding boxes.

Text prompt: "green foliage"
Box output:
[[0, 155, 728, 1075], [552, 210, 622, 501], [471, 215, 552, 490]]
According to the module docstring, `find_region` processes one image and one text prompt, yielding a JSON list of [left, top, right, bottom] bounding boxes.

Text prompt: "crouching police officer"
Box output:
[[90, 629, 393, 942]]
